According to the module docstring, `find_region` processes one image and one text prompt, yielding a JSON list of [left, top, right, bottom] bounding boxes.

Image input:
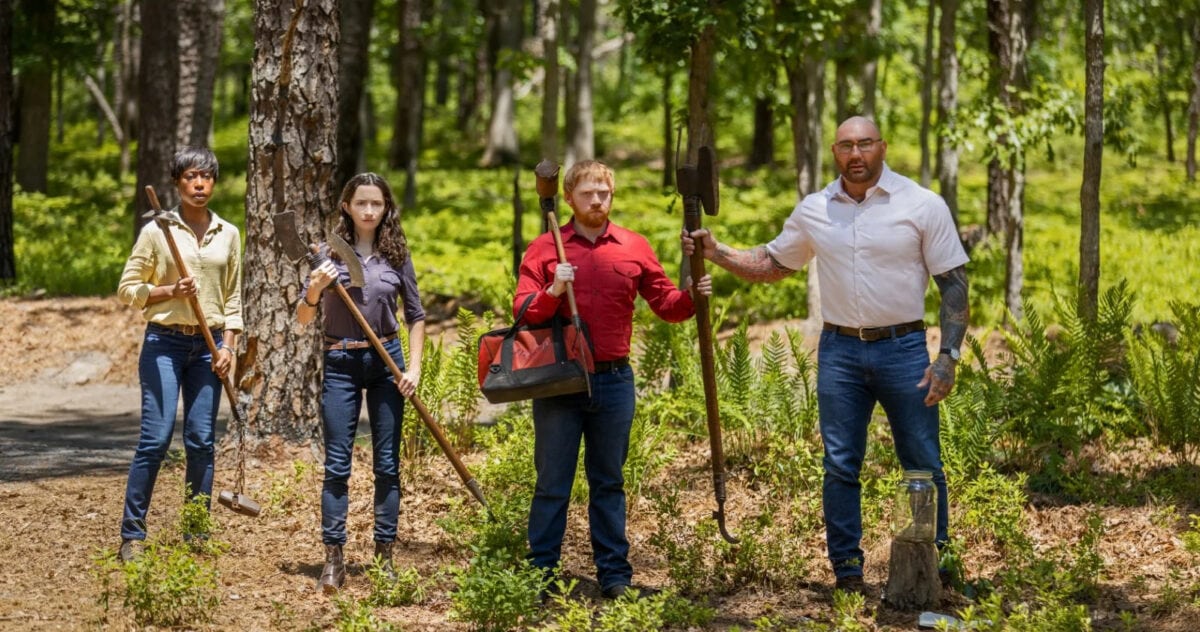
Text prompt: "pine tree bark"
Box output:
[[860, 0, 881, 119], [113, 0, 135, 176], [1078, 0, 1104, 322], [335, 0, 374, 190], [936, 0, 959, 224], [133, 0, 178, 235], [243, 0, 339, 442], [0, 0, 15, 283], [15, 0, 55, 194]]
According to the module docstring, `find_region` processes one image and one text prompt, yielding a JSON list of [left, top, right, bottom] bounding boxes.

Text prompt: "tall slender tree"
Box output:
[[936, 0, 960, 224], [565, 0, 597, 165], [133, 0, 178, 234], [335, 0, 374, 190], [15, 0, 56, 194], [918, 0, 936, 187], [176, 0, 224, 147], [987, 0, 1029, 320], [389, 0, 426, 207], [479, 0, 522, 167], [1188, 14, 1200, 181], [1078, 0, 1104, 321], [538, 0, 561, 161], [242, 0, 339, 441], [0, 0, 14, 284]]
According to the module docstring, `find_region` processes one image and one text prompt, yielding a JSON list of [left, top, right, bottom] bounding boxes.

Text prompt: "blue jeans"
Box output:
[[817, 329, 949, 578], [121, 324, 223, 540], [320, 338, 405, 545], [528, 366, 636, 591]]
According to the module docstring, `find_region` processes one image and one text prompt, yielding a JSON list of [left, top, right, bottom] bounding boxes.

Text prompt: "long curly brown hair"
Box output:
[[332, 172, 409, 269]]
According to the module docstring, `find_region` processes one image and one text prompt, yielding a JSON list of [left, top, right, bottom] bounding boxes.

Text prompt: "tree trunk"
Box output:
[[336, 0, 375, 190], [987, 0, 1028, 320], [1156, 44, 1176, 163], [661, 68, 673, 189], [834, 59, 851, 123], [113, 0, 135, 176], [565, 0, 595, 166], [785, 52, 826, 329], [176, 0, 223, 147], [0, 0, 15, 284], [860, 0, 881, 119], [243, 0, 339, 442], [133, 0, 178, 235], [936, 0, 959, 224], [748, 96, 775, 169], [392, 0, 427, 208], [1078, 0, 1103, 322], [15, 0, 55, 194], [1188, 16, 1200, 182], [919, 0, 936, 187], [480, 0, 522, 167], [538, 0, 560, 161]]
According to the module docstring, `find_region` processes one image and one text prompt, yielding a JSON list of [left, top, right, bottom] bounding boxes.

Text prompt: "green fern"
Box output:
[[1130, 301, 1200, 465]]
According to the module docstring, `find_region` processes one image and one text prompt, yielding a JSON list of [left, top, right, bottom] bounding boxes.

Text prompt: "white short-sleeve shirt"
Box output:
[[765, 164, 969, 328]]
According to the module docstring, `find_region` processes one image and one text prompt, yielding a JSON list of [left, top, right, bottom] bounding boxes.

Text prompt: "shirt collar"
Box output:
[[827, 163, 898, 202], [562, 219, 625, 245]]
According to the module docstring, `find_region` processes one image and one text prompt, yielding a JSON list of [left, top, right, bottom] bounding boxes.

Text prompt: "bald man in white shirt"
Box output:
[[684, 116, 969, 596]]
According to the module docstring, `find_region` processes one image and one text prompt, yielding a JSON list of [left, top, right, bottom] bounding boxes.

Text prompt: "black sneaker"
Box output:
[[834, 575, 867, 596], [601, 584, 638, 600]]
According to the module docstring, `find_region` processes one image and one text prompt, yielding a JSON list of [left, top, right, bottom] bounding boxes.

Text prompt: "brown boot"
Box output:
[[373, 541, 395, 578], [318, 544, 345, 594]]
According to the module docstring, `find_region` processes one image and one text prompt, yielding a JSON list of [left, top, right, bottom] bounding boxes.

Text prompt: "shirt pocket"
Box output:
[[609, 261, 641, 296], [379, 269, 404, 303]]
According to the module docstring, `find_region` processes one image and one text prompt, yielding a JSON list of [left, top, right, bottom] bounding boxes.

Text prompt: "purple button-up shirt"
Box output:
[[305, 246, 425, 340]]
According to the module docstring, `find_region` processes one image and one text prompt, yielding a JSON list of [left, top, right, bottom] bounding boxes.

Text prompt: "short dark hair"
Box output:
[[170, 146, 220, 180]]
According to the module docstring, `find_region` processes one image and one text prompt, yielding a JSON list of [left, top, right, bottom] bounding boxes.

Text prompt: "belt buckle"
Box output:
[[858, 327, 870, 342]]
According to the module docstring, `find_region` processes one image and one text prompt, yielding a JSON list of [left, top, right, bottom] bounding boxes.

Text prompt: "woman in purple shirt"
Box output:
[[296, 173, 426, 593]]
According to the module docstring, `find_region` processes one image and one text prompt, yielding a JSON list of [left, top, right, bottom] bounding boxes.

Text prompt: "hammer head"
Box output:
[[534, 160, 560, 199]]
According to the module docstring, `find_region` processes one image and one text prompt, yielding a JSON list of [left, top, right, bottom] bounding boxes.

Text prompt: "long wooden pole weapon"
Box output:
[[677, 147, 738, 544], [144, 186, 260, 517]]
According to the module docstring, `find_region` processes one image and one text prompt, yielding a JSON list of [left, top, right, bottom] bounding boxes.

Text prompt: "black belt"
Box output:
[[823, 320, 925, 342], [592, 357, 629, 373], [150, 322, 220, 336], [325, 334, 397, 351]]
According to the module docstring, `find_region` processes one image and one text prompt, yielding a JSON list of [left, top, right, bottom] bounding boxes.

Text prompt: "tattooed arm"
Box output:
[[682, 229, 797, 283], [919, 265, 969, 405]]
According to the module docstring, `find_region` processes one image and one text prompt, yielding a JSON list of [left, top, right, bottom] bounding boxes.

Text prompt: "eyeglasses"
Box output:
[[833, 138, 883, 155], [181, 171, 215, 182]]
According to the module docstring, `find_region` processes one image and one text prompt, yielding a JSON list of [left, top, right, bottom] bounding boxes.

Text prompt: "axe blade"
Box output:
[[698, 145, 719, 216], [272, 211, 311, 262], [327, 233, 365, 288]]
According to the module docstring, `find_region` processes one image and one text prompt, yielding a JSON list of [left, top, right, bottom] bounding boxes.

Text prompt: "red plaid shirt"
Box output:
[[515, 221, 695, 362]]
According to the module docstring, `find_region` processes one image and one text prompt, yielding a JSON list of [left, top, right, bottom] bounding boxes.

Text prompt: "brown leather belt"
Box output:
[[325, 334, 397, 351], [592, 357, 630, 373], [151, 322, 219, 336], [823, 320, 925, 342]]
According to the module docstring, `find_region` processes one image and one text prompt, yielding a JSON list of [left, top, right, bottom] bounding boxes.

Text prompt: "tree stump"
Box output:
[[884, 538, 941, 610]]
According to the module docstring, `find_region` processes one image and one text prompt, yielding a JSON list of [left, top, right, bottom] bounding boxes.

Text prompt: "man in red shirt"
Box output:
[[515, 160, 711, 599]]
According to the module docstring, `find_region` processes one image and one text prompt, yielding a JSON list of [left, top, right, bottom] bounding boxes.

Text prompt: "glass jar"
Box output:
[[892, 470, 937, 543]]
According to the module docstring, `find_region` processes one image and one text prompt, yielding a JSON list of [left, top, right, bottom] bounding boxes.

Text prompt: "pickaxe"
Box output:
[[676, 146, 738, 544], [143, 186, 261, 518], [273, 211, 491, 516], [534, 159, 592, 397]]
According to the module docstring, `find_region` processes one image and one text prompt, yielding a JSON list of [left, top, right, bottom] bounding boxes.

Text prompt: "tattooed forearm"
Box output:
[[933, 265, 970, 352], [711, 244, 796, 283]]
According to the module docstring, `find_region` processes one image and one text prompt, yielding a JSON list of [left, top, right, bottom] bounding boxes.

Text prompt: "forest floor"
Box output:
[[1, 296, 1198, 631]]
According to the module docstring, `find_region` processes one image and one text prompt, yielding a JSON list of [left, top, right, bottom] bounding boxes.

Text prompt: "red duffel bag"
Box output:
[[477, 294, 594, 403]]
